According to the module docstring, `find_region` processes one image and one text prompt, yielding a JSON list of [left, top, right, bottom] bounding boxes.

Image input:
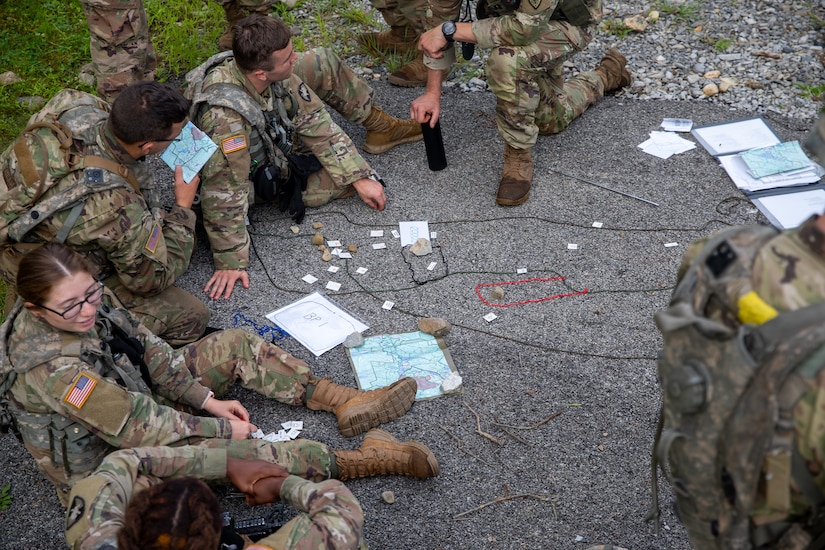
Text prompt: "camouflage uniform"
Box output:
[[65, 446, 365, 550], [0, 110, 208, 346], [78, 0, 157, 103], [368, 0, 460, 41], [188, 48, 376, 271], [426, 0, 604, 149], [2, 302, 335, 505]]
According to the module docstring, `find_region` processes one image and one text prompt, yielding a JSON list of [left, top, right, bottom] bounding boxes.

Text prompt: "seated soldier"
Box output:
[[187, 14, 422, 300]]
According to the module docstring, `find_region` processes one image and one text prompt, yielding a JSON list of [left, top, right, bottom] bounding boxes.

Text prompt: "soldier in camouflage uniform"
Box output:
[[65, 446, 367, 550], [188, 14, 421, 300], [0, 82, 209, 347], [78, 0, 157, 103], [411, 0, 630, 206], [1, 243, 437, 506]]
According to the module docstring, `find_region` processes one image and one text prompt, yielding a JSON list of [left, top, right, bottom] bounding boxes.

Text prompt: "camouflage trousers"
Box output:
[[292, 48, 374, 207], [78, 0, 157, 103], [167, 328, 335, 478], [368, 0, 460, 37], [486, 21, 603, 149], [105, 276, 209, 347]]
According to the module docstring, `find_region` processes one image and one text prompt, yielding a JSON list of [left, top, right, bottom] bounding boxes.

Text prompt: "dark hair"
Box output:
[[233, 14, 292, 72], [118, 478, 222, 550], [16, 243, 94, 305], [108, 81, 191, 145]]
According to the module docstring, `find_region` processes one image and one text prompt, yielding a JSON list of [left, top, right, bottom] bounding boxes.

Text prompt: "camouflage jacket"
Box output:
[[0, 119, 196, 296], [65, 446, 365, 550], [188, 55, 373, 270], [3, 302, 231, 498], [427, 0, 602, 71]]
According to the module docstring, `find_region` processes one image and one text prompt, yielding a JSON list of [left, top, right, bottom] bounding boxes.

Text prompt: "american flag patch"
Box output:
[[64, 374, 97, 409], [222, 135, 248, 154], [144, 223, 161, 254]]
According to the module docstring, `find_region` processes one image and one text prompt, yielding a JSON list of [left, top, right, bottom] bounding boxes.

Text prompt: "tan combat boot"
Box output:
[[496, 144, 533, 206], [594, 48, 631, 93], [334, 429, 440, 480], [356, 26, 418, 55], [388, 54, 430, 87], [218, 1, 247, 51], [362, 105, 423, 154], [306, 377, 418, 437]]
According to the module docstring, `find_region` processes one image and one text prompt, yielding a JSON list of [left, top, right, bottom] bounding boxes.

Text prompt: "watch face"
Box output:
[[443, 21, 456, 36]]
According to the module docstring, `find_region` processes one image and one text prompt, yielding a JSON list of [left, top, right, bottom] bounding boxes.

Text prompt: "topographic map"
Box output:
[[160, 121, 218, 183], [347, 332, 456, 400]]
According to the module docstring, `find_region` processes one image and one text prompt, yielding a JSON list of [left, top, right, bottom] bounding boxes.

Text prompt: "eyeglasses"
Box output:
[[137, 136, 183, 148], [37, 281, 105, 320]]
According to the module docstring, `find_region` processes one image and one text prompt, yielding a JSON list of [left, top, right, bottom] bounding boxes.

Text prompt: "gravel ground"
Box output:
[[1, 1, 824, 549]]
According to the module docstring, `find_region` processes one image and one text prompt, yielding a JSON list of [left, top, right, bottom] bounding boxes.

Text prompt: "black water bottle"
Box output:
[[421, 120, 447, 171]]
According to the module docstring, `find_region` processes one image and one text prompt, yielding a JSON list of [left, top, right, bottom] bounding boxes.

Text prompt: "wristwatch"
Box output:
[[441, 21, 457, 43]]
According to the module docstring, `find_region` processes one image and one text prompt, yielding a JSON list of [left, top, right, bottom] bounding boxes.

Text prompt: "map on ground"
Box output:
[[741, 140, 813, 179], [347, 331, 457, 400], [160, 121, 218, 183]]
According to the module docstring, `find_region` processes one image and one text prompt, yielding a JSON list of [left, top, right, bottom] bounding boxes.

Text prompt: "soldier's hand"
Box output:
[[204, 268, 250, 300], [229, 419, 258, 440], [352, 178, 386, 211], [419, 27, 448, 58], [173, 165, 200, 208], [227, 458, 289, 505], [411, 94, 441, 127], [203, 396, 250, 422]]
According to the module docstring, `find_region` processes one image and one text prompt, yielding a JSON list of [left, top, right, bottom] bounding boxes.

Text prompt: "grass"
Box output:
[[0, 483, 11, 512], [713, 37, 733, 51], [795, 83, 825, 102], [600, 18, 634, 38], [653, 1, 700, 21]]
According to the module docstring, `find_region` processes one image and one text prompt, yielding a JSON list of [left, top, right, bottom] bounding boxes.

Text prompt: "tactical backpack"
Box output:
[[649, 224, 825, 550], [0, 89, 141, 248]]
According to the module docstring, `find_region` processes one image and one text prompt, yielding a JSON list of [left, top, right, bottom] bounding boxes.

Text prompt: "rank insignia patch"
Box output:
[[64, 374, 97, 409], [222, 135, 248, 154]]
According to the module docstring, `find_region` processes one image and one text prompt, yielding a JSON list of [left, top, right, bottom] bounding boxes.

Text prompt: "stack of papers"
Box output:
[[638, 131, 697, 159], [718, 151, 825, 193]]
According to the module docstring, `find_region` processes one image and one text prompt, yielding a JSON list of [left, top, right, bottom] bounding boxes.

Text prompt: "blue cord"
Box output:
[[231, 313, 289, 342]]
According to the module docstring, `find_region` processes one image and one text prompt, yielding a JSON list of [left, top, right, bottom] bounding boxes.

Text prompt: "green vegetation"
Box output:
[[795, 82, 825, 102], [653, 1, 700, 21], [713, 37, 733, 51], [0, 484, 11, 512], [600, 18, 634, 39]]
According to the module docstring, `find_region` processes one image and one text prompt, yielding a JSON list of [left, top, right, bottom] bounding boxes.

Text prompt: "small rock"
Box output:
[[409, 237, 432, 256], [0, 71, 22, 85], [281, 0, 299, 8], [343, 332, 364, 348], [702, 83, 719, 96], [646, 10, 659, 22], [418, 317, 451, 337], [488, 286, 505, 301], [440, 372, 463, 393], [321, 250, 332, 261], [312, 222, 324, 229], [745, 79, 764, 89], [317, 245, 327, 252], [623, 14, 648, 32], [77, 71, 96, 88], [703, 70, 721, 78], [381, 490, 396, 504], [719, 77, 737, 92], [311, 233, 324, 245], [347, 244, 358, 253], [290, 225, 300, 234]]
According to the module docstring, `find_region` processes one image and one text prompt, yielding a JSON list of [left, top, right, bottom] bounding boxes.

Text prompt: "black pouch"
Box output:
[[282, 153, 322, 224], [251, 163, 280, 203]]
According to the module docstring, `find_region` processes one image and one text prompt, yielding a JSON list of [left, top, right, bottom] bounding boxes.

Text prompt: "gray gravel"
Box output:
[[1, 1, 824, 549]]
